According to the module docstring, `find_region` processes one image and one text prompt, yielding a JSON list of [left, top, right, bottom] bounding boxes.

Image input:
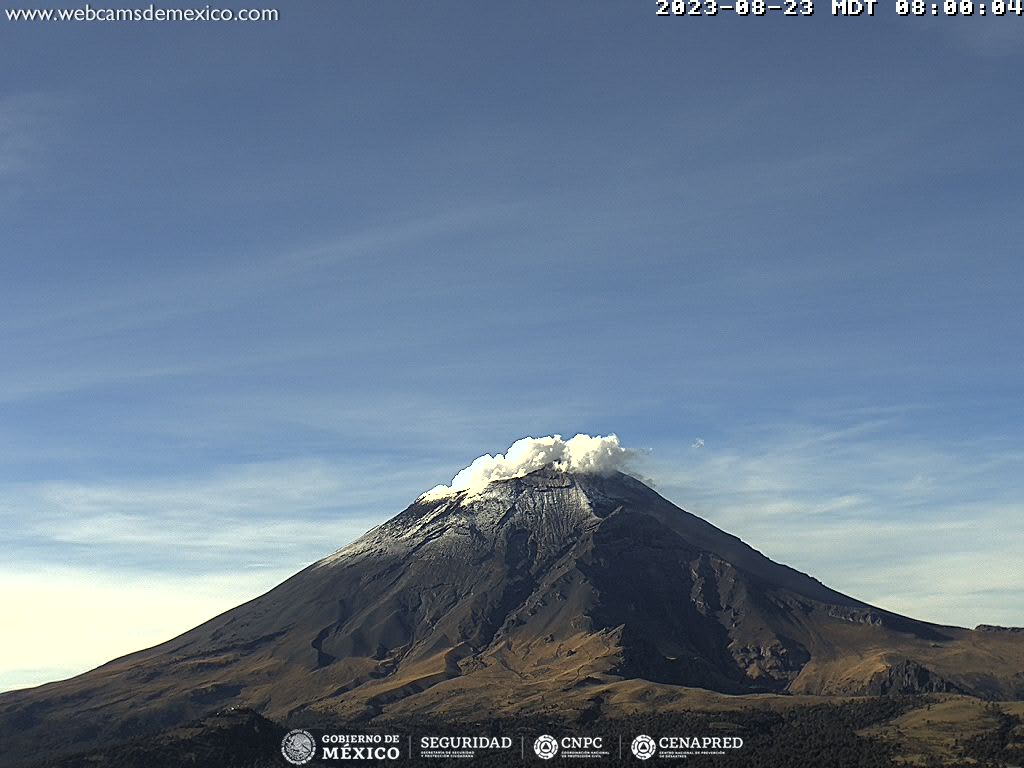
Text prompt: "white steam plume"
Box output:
[[423, 434, 634, 499]]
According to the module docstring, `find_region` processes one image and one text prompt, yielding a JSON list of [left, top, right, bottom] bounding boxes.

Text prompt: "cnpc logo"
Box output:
[[533, 734, 605, 760], [533, 734, 559, 760]]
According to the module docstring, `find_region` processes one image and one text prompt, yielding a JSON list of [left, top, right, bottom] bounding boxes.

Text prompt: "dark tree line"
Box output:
[[23, 696, 1024, 768], [958, 705, 1024, 768]]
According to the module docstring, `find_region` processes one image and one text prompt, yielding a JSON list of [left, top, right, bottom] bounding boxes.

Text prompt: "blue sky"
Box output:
[[2, 4, 1023, 691]]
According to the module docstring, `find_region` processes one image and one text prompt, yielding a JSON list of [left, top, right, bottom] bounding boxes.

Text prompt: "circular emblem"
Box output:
[[534, 734, 559, 760], [281, 729, 316, 765], [631, 734, 657, 760]]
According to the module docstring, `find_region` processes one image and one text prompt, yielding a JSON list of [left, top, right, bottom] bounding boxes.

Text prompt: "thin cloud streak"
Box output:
[[0, 458, 437, 573], [651, 421, 1024, 629]]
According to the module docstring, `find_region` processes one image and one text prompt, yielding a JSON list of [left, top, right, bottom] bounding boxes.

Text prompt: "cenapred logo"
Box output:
[[631, 734, 657, 760], [631, 734, 744, 760], [281, 729, 317, 765], [533, 734, 559, 760]]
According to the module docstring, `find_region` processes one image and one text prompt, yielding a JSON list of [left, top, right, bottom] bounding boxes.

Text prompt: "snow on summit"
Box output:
[[421, 434, 634, 500]]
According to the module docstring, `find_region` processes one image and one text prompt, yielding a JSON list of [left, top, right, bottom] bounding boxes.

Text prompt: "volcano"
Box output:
[[1, 465, 1022, 765]]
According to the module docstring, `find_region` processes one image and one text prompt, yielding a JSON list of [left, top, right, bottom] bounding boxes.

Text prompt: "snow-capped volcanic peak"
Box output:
[[421, 433, 634, 500]]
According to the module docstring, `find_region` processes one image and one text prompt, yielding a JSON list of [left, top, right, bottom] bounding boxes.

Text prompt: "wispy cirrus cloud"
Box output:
[[0, 455, 459, 693], [650, 419, 1024, 629], [0, 457, 436, 575], [0, 94, 51, 177], [0, 92, 74, 198]]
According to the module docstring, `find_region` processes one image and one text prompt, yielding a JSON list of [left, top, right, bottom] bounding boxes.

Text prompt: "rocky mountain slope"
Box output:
[[1, 467, 1021, 766]]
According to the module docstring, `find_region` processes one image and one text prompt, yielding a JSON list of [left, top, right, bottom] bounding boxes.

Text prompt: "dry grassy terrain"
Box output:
[[860, 695, 1024, 766]]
